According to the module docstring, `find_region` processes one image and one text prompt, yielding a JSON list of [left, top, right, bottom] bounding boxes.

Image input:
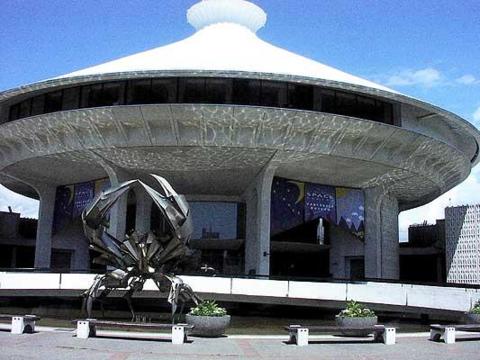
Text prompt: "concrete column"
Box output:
[[135, 187, 152, 234], [105, 168, 133, 240], [243, 165, 276, 276], [364, 187, 400, 280], [107, 189, 128, 240], [34, 185, 56, 269]]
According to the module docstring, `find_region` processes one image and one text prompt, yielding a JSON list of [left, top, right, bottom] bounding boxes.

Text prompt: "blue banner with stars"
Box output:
[[270, 177, 305, 235], [271, 177, 365, 240], [305, 183, 336, 223]]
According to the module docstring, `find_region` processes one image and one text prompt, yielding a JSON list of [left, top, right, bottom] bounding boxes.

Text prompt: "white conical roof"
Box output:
[[59, 0, 395, 93]]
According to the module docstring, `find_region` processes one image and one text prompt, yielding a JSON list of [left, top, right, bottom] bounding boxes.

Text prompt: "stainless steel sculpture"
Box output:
[[81, 174, 201, 321]]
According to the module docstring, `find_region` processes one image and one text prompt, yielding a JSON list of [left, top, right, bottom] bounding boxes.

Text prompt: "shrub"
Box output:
[[471, 300, 480, 314], [338, 300, 376, 318], [189, 300, 227, 317]]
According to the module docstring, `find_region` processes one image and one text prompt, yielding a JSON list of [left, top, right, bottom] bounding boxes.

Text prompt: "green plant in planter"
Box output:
[[471, 300, 480, 314], [338, 300, 375, 318], [189, 300, 227, 317]]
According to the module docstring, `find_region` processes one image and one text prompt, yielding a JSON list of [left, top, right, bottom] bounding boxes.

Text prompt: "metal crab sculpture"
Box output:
[[81, 174, 201, 321]]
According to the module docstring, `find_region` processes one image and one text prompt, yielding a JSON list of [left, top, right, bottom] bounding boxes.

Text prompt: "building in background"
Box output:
[[0, 210, 36, 269], [0, 210, 81, 271], [400, 220, 445, 283], [0, 0, 479, 280], [445, 205, 480, 285]]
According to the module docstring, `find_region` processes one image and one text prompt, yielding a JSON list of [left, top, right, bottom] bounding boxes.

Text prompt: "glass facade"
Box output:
[[190, 202, 238, 240], [8, 77, 396, 125], [188, 202, 245, 275]]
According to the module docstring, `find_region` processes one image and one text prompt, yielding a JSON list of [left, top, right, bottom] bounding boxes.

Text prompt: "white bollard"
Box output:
[[296, 328, 309, 346], [11, 317, 25, 335], [11, 316, 36, 334], [383, 328, 396, 345], [77, 320, 95, 339], [444, 327, 456, 344], [172, 325, 186, 345]]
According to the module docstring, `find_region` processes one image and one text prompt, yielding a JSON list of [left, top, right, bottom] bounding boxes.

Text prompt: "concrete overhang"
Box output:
[[0, 103, 471, 211], [1, 70, 478, 167]]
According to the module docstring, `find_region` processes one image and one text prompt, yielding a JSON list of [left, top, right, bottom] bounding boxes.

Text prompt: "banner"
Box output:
[[305, 183, 336, 223], [53, 177, 110, 234], [53, 185, 74, 234], [270, 177, 305, 235], [336, 187, 365, 238], [270, 177, 365, 239], [73, 181, 95, 218]]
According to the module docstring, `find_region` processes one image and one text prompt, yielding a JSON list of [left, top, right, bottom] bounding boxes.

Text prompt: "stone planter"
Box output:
[[465, 313, 480, 324], [335, 315, 378, 337], [185, 314, 231, 337]]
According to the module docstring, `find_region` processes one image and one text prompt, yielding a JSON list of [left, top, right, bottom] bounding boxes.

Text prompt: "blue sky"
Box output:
[[1, 0, 480, 240]]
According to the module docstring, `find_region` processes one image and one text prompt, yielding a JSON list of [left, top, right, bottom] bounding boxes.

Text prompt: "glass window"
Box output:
[[9, 104, 19, 121], [356, 96, 376, 120], [313, 88, 323, 111], [373, 101, 393, 124], [126, 79, 152, 104], [190, 202, 238, 240], [5, 78, 399, 126], [261, 80, 287, 107], [31, 95, 45, 115], [205, 78, 231, 104], [321, 89, 336, 113], [18, 99, 32, 118], [87, 84, 104, 107], [44, 91, 63, 113], [100, 82, 124, 106], [384, 103, 394, 125], [335, 92, 357, 117], [151, 78, 176, 103], [232, 79, 261, 105], [288, 83, 313, 110], [62, 87, 80, 110], [80, 86, 91, 108], [179, 78, 206, 103]]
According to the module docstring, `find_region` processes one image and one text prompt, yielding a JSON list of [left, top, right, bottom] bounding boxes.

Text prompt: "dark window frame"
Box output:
[[7, 77, 397, 126]]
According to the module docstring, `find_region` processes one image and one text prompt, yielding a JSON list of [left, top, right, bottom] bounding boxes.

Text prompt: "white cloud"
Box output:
[[456, 74, 479, 85], [399, 166, 480, 241], [385, 67, 442, 88], [473, 106, 480, 123], [0, 185, 39, 218]]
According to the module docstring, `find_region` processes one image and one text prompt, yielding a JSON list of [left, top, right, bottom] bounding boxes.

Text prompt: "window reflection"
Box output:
[[187, 202, 245, 275], [127, 79, 152, 104], [7, 77, 396, 126], [44, 91, 62, 113], [261, 80, 287, 107], [31, 95, 45, 115], [190, 202, 238, 240], [179, 78, 206, 103], [62, 88, 80, 110]]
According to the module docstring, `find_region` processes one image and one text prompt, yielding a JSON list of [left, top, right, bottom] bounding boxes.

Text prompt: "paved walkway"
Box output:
[[0, 328, 479, 360]]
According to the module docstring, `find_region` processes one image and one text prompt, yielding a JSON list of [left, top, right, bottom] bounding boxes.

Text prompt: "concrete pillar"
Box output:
[[135, 187, 152, 234], [34, 185, 56, 269], [105, 168, 133, 240], [243, 165, 276, 276], [107, 189, 128, 240], [364, 187, 399, 280]]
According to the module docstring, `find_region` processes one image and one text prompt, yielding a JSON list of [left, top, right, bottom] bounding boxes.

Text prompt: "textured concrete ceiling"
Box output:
[[0, 104, 472, 210]]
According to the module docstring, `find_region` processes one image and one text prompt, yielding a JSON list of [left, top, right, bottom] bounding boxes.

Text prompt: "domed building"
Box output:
[[0, 0, 478, 279]]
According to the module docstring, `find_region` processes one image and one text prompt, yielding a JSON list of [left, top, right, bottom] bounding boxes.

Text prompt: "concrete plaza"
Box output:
[[0, 327, 479, 360]]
